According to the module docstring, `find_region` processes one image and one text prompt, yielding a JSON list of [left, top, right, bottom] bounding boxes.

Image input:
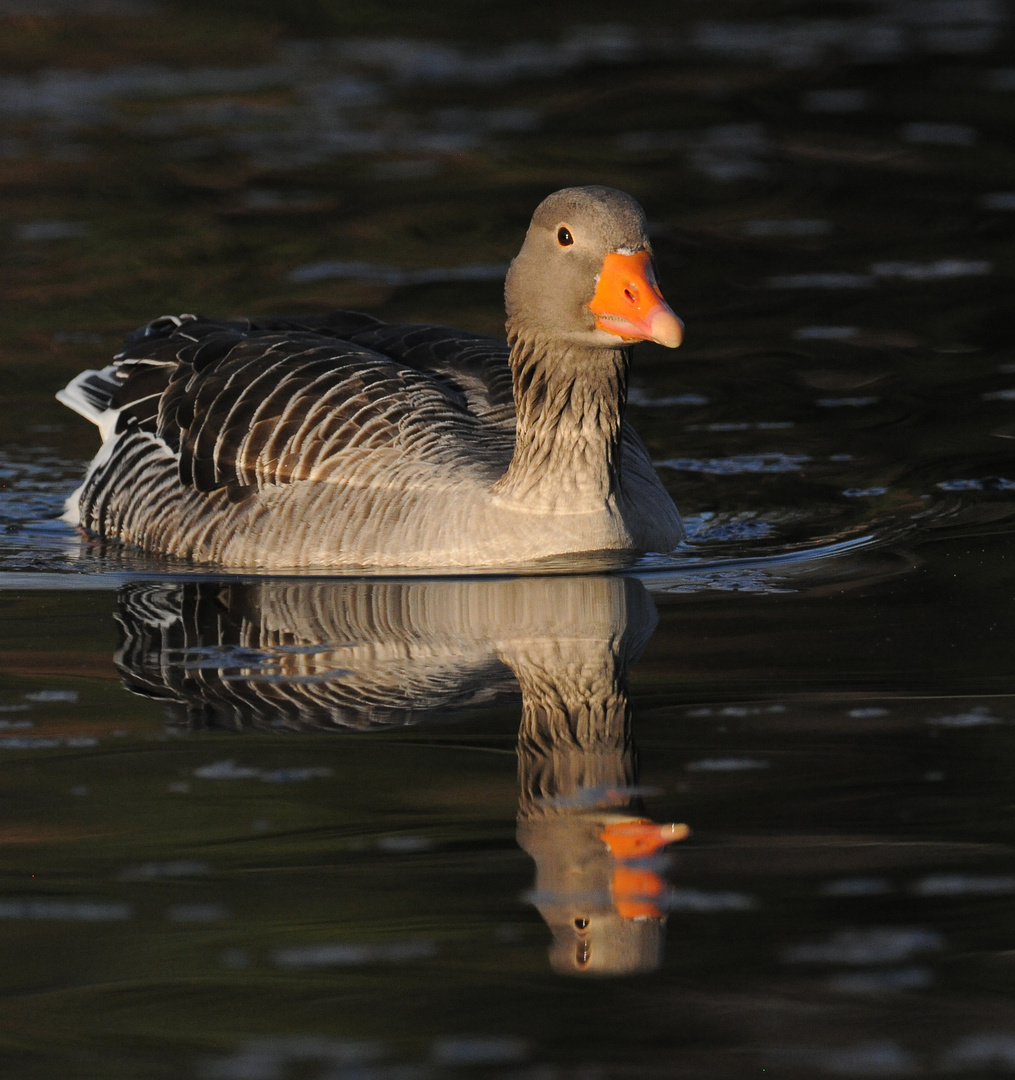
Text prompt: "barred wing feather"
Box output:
[[96, 314, 515, 501]]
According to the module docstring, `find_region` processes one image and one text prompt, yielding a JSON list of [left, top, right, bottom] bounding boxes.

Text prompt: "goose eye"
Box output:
[[556, 226, 574, 247]]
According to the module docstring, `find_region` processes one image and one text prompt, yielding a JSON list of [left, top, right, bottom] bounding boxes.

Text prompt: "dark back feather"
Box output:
[[107, 311, 516, 499]]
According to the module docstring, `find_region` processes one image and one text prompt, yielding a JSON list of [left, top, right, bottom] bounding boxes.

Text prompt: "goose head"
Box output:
[[505, 185, 683, 351]]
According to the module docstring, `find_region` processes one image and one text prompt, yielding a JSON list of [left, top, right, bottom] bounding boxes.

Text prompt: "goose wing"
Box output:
[[334, 316, 516, 425], [76, 312, 515, 502], [235, 311, 516, 424]]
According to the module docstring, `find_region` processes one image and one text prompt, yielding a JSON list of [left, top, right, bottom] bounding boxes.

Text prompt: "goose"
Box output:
[[58, 185, 685, 571]]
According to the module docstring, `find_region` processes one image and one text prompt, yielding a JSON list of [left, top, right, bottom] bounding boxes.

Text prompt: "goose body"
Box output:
[[58, 186, 685, 571]]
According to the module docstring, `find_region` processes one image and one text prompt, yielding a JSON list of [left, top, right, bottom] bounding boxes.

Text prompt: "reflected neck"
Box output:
[[506, 638, 634, 821]]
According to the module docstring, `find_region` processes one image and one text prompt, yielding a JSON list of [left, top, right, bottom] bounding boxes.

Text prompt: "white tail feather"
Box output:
[[56, 366, 121, 443]]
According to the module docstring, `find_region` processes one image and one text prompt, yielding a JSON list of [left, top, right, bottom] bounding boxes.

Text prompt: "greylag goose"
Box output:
[[58, 186, 684, 570]]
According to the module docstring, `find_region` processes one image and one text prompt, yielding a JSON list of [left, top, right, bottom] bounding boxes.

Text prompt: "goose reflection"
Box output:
[[114, 574, 687, 976]]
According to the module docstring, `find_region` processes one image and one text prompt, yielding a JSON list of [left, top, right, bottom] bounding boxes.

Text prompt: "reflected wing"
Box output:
[[115, 581, 518, 731]]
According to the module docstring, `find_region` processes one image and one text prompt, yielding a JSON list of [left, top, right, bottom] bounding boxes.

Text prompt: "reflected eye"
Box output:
[[557, 226, 574, 247]]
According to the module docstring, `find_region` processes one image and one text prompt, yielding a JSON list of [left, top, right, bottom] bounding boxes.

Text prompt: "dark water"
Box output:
[[3, 1, 1015, 1076]]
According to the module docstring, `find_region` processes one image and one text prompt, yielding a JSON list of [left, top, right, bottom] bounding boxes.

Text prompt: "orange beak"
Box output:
[[588, 250, 683, 348]]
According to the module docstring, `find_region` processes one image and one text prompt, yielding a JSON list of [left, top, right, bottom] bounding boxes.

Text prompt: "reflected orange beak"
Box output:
[[588, 250, 683, 348], [612, 865, 666, 920], [600, 820, 690, 920], [599, 820, 690, 858]]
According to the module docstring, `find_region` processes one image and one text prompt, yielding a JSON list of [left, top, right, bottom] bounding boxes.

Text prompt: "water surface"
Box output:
[[2, 1, 1015, 1076]]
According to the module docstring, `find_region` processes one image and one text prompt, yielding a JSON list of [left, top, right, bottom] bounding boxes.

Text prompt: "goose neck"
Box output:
[[494, 330, 630, 509]]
